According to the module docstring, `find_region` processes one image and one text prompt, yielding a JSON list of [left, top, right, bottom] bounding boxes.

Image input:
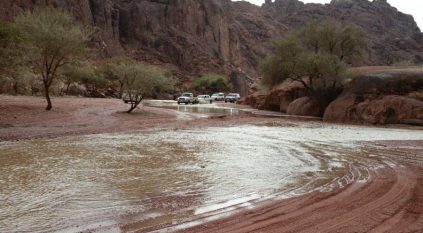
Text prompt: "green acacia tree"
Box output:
[[14, 7, 93, 110], [297, 20, 367, 64], [0, 20, 25, 94], [100, 57, 137, 98], [108, 60, 174, 113], [261, 20, 367, 113]]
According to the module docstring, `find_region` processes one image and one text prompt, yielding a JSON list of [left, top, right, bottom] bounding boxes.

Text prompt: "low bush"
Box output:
[[192, 74, 232, 93]]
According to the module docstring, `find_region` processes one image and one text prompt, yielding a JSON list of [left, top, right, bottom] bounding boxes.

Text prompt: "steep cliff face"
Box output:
[[0, 0, 285, 95], [1, 0, 422, 95], [116, 0, 285, 93], [0, 0, 123, 55]]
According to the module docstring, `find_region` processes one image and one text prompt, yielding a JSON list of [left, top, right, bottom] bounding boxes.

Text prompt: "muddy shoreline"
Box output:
[[0, 95, 275, 141], [1, 95, 423, 233], [1, 95, 421, 141], [169, 140, 423, 233]]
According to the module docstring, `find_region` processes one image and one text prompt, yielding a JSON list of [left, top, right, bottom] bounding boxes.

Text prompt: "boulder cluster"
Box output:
[[240, 71, 423, 125]]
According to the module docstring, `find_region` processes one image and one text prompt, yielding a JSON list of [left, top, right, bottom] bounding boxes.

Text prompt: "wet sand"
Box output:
[[0, 95, 271, 141], [173, 141, 423, 233], [1, 95, 423, 233]]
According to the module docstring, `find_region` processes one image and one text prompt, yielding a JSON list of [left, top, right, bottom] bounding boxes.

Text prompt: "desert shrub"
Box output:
[[192, 74, 232, 93], [0, 20, 23, 73]]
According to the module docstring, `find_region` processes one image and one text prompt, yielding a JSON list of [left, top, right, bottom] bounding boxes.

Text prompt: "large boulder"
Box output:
[[287, 97, 322, 117], [324, 72, 423, 125], [262, 82, 307, 112], [238, 91, 267, 109]]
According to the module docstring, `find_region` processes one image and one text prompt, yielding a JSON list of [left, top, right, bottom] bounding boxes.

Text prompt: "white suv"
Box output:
[[197, 95, 213, 104], [211, 92, 225, 101], [224, 93, 241, 103], [177, 92, 196, 104]]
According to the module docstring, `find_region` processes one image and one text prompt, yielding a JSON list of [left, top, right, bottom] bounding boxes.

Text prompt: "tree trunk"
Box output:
[[65, 82, 71, 95], [127, 106, 136, 114], [127, 98, 143, 114], [44, 83, 52, 111], [119, 81, 124, 98], [13, 82, 18, 95]]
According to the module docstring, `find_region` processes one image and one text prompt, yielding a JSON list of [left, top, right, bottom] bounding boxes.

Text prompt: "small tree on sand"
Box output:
[[261, 20, 367, 114], [120, 62, 174, 113], [14, 7, 93, 110], [100, 57, 136, 98]]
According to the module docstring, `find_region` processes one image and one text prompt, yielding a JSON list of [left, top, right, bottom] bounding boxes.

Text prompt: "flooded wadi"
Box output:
[[1, 122, 423, 232], [142, 100, 243, 116]]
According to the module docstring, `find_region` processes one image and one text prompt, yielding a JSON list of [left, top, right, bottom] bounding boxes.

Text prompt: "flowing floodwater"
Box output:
[[143, 100, 243, 116], [1, 123, 423, 232]]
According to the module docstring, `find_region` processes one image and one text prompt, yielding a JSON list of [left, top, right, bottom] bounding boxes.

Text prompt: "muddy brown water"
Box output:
[[1, 123, 422, 232]]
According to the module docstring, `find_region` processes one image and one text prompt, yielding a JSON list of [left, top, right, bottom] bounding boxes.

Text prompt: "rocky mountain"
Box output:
[[263, 0, 423, 65], [1, 0, 422, 95]]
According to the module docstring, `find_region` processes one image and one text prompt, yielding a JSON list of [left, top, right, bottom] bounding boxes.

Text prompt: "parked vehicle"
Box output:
[[197, 95, 213, 104], [211, 92, 225, 101], [177, 92, 197, 104], [224, 93, 241, 103]]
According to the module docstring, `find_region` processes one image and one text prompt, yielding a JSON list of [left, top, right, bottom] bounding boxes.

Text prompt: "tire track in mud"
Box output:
[[175, 143, 423, 233]]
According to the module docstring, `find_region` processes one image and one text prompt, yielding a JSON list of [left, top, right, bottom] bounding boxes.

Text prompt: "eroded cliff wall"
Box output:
[[1, 0, 422, 96]]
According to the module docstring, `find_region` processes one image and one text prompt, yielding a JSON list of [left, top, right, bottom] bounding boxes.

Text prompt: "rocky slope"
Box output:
[[240, 68, 423, 125], [324, 71, 423, 125], [1, 0, 422, 95], [263, 0, 423, 65]]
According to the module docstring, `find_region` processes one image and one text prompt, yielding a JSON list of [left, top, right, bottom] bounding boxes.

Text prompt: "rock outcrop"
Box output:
[[287, 97, 322, 117], [239, 91, 267, 109], [1, 0, 422, 94], [323, 72, 423, 125], [262, 82, 307, 112]]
